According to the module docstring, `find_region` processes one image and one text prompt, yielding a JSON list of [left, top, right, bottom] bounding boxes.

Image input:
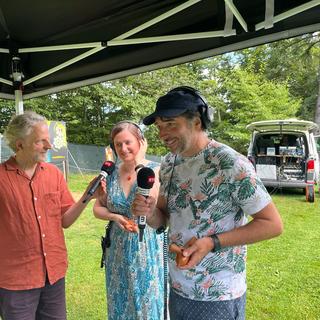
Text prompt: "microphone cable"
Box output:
[[156, 226, 168, 320], [156, 154, 177, 320]]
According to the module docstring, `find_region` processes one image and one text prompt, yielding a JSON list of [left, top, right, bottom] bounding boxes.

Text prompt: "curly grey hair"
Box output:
[[4, 111, 47, 152]]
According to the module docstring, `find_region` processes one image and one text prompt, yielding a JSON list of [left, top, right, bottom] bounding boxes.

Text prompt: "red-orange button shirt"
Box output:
[[0, 157, 75, 290]]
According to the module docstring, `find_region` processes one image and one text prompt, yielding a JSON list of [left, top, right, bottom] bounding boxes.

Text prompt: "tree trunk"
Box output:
[[314, 65, 320, 136]]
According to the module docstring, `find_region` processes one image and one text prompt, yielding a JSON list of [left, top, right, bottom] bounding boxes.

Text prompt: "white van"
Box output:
[[247, 119, 319, 202]]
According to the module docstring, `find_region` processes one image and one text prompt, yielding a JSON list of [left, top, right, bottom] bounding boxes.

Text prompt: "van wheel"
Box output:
[[306, 185, 315, 203]]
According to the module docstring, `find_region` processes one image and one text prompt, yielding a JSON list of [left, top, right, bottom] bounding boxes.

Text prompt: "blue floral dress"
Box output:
[[104, 161, 164, 320]]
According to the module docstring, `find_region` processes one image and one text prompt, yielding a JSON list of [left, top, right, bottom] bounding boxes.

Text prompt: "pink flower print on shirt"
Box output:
[[194, 193, 206, 201], [180, 180, 191, 190], [212, 176, 223, 187], [202, 278, 213, 290], [235, 170, 247, 181], [234, 247, 241, 255], [172, 282, 182, 290], [250, 176, 257, 186]]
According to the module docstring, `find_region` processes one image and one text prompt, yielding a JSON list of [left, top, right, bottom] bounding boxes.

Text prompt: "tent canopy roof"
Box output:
[[0, 0, 319, 100]]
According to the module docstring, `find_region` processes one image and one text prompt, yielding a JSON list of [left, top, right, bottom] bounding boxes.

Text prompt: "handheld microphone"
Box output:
[[136, 167, 155, 242], [82, 161, 115, 203]]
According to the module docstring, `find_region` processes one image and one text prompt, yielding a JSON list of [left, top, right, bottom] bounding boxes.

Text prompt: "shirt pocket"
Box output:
[[44, 191, 62, 218]]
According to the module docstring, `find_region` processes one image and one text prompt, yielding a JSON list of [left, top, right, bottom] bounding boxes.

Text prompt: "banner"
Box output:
[[46, 121, 68, 163]]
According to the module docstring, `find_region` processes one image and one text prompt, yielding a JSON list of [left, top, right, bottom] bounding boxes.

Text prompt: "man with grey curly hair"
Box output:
[[0, 111, 102, 320]]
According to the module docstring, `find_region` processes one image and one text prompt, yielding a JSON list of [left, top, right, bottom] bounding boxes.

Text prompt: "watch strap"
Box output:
[[210, 234, 221, 252]]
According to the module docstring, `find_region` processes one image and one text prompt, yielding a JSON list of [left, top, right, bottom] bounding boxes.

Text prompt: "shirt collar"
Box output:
[[5, 156, 46, 172]]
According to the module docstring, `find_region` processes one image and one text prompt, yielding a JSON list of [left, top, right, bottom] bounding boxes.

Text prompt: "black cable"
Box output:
[[100, 221, 113, 268]]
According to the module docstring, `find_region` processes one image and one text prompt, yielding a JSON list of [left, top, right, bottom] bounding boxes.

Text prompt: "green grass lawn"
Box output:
[[65, 175, 320, 320]]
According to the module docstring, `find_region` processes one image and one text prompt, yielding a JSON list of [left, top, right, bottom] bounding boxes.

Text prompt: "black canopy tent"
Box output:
[[0, 0, 319, 114]]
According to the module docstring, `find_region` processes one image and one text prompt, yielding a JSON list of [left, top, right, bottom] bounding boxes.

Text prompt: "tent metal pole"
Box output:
[[224, 0, 248, 32], [0, 77, 12, 85], [14, 89, 24, 114], [113, 0, 202, 41], [22, 22, 320, 101], [19, 42, 102, 53], [108, 30, 236, 46], [256, 0, 320, 30], [24, 46, 104, 86]]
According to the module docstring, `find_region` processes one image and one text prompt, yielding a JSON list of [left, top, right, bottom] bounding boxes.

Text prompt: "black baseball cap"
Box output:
[[143, 89, 204, 125]]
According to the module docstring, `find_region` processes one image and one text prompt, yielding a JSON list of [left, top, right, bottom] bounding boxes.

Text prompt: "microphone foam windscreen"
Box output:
[[137, 167, 155, 189], [101, 161, 115, 175]]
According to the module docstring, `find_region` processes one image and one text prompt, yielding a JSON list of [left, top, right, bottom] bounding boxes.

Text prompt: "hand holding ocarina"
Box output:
[[169, 237, 197, 267], [123, 217, 138, 233]]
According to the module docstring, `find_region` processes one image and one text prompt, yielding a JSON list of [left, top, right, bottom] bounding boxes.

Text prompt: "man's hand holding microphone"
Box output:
[[82, 161, 115, 203], [62, 161, 115, 228]]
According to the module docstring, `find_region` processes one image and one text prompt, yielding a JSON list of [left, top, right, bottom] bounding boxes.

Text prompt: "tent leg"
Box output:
[[15, 89, 24, 114]]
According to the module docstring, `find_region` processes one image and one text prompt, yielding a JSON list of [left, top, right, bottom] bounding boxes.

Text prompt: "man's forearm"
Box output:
[[62, 198, 87, 228], [211, 202, 283, 250]]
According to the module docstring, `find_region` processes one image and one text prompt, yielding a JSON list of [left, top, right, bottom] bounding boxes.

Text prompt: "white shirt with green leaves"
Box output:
[[160, 140, 271, 301]]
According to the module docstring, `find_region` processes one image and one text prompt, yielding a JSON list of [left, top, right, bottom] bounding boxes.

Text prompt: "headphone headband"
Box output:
[[112, 120, 143, 135], [110, 120, 144, 157]]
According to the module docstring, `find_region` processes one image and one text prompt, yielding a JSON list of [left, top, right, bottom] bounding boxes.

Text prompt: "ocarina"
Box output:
[[123, 217, 138, 233], [169, 237, 197, 267]]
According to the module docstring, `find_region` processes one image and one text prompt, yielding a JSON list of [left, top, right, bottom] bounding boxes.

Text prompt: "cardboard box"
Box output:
[[266, 147, 276, 156], [256, 164, 277, 180]]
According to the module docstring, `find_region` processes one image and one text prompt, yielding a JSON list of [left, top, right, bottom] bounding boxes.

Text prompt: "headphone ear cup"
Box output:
[[199, 104, 214, 129], [206, 106, 214, 125]]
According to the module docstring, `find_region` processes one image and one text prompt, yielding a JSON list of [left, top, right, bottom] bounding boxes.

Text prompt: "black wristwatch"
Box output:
[[210, 234, 221, 252]]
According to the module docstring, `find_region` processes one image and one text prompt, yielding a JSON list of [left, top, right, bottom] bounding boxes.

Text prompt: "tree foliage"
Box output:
[[0, 34, 319, 156]]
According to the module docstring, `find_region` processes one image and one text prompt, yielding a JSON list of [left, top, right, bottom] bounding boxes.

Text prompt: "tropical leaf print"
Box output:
[[217, 152, 235, 170], [175, 192, 189, 209], [206, 164, 219, 179], [237, 177, 256, 200], [169, 176, 181, 195], [203, 148, 216, 164], [227, 247, 246, 273], [190, 218, 211, 232], [209, 210, 227, 223], [211, 145, 225, 156], [234, 209, 243, 223], [234, 255, 245, 273], [192, 285, 206, 300], [207, 281, 228, 299], [192, 279, 227, 300], [189, 199, 199, 219], [199, 163, 219, 179], [217, 183, 232, 201], [201, 253, 228, 274], [200, 179, 215, 196]]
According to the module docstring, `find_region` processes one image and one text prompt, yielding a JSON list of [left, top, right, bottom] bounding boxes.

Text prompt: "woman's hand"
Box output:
[[134, 139, 148, 167], [115, 214, 138, 233]]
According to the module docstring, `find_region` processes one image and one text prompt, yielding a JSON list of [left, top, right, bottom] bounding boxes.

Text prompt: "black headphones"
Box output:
[[110, 120, 144, 157], [168, 86, 214, 129]]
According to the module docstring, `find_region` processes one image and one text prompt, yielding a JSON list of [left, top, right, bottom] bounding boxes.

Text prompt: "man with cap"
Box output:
[[131, 86, 283, 320]]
